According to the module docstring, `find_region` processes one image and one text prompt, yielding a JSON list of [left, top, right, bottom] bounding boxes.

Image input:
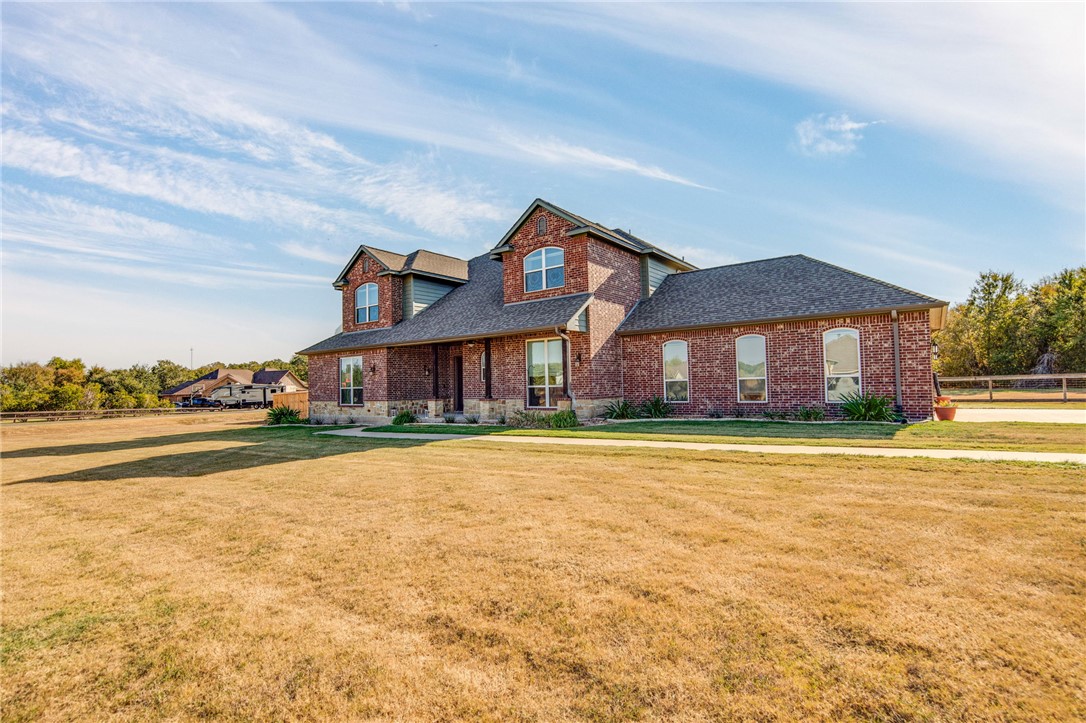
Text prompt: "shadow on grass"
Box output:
[[4, 426, 431, 486], [369, 421, 912, 442]]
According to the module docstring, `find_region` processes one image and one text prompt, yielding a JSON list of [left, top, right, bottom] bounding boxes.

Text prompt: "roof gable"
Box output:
[[492, 199, 696, 270]]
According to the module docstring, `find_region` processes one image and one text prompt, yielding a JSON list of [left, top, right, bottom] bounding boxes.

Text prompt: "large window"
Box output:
[[524, 247, 564, 292], [355, 283, 378, 323], [526, 339, 563, 407], [736, 334, 767, 402], [824, 329, 861, 402], [339, 356, 365, 405], [663, 340, 689, 403]]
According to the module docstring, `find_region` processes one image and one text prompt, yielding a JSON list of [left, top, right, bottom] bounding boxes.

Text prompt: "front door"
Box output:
[[453, 356, 464, 412]]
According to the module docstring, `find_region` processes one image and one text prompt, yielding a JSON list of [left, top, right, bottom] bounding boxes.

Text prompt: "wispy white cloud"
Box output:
[[277, 242, 347, 266], [504, 3, 1084, 199], [794, 113, 883, 157], [504, 135, 713, 190]]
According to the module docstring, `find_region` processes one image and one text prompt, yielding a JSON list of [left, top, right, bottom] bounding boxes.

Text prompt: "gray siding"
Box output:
[[403, 275, 455, 319], [641, 256, 675, 298]]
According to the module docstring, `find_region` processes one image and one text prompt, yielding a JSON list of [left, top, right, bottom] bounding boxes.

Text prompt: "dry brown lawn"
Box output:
[[2, 416, 1083, 721]]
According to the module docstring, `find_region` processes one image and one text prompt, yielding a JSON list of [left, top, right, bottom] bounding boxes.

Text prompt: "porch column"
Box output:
[[561, 337, 570, 397], [431, 344, 439, 399], [484, 338, 492, 399]]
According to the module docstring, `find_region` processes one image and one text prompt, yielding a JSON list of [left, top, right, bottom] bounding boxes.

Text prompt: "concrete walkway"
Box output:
[[318, 429, 1086, 465], [952, 408, 1086, 424]]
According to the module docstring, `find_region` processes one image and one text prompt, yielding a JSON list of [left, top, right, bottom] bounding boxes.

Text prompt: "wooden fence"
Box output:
[[272, 391, 309, 418], [0, 407, 257, 423], [937, 373, 1086, 402]]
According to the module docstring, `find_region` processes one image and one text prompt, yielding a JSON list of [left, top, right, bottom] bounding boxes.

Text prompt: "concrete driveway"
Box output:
[[951, 408, 1086, 424]]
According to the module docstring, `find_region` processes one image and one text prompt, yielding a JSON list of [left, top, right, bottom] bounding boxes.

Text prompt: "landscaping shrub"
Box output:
[[443, 413, 457, 424], [795, 405, 826, 422], [761, 410, 790, 421], [507, 410, 549, 429], [603, 399, 641, 419], [392, 409, 417, 425], [706, 409, 725, 419], [639, 396, 673, 418], [464, 414, 480, 425], [548, 410, 579, 428], [839, 391, 898, 422], [496, 413, 506, 425], [266, 406, 303, 425]]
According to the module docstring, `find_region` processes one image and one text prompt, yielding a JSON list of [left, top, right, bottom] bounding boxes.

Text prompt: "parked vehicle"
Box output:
[[210, 384, 284, 409], [180, 397, 223, 409]]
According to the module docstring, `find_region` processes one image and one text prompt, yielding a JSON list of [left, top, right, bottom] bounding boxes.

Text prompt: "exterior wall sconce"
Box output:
[[466, 340, 476, 348], [424, 366, 431, 377], [932, 341, 940, 360], [369, 363, 377, 375]]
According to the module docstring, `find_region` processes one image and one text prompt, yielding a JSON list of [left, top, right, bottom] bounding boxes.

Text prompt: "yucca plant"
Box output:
[[603, 399, 641, 419], [839, 391, 898, 422], [639, 396, 673, 418], [266, 406, 303, 425], [508, 410, 549, 429], [795, 405, 826, 422]]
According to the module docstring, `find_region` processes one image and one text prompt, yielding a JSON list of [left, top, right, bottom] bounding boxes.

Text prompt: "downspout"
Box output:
[[555, 326, 577, 411], [891, 310, 903, 411]]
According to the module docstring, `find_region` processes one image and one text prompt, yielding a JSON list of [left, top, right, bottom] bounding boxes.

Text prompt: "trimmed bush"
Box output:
[[443, 413, 457, 424], [507, 410, 549, 429], [795, 405, 826, 422], [392, 409, 417, 425], [464, 414, 480, 425], [839, 391, 899, 422], [548, 410, 579, 428]]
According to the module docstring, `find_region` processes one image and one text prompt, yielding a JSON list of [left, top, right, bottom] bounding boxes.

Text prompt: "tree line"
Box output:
[[934, 267, 1085, 376], [0, 355, 309, 412]]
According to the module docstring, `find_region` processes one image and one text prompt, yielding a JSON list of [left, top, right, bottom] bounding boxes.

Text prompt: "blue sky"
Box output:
[[2, 2, 1083, 367]]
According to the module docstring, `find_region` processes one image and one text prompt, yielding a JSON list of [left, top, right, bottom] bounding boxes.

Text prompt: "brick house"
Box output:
[[160, 368, 306, 403], [299, 199, 947, 422]]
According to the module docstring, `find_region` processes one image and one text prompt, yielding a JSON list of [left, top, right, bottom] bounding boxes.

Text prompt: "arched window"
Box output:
[[662, 340, 689, 403], [524, 247, 564, 292], [736, 334, 767, 402], [536, 216, 548, 236], [824, 328, 860, 402], [355, 283, 378, 323]]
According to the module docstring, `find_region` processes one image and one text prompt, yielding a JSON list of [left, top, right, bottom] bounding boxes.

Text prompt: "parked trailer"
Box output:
[[210, 383, 284, 409]]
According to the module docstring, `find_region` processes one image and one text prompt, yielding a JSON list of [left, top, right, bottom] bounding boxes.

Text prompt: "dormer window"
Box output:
[[355, 283, 378, 323], [536, 216, 547, 236], [524, 247, 564, 292]]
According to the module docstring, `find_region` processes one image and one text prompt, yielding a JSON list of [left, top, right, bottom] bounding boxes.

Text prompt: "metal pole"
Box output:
[[988, 378, 993, 402], [1063, 376, 1068, 402]]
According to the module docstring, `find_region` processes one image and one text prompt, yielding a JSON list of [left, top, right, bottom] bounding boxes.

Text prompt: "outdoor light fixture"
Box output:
[[576, 353, 582, 366], [424, 366, 431, 377], [370, 363, 377, 375], [932, 341, 940, 359]]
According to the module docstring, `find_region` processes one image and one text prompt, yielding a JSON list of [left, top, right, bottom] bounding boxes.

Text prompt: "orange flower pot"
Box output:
[[934, 406, 957, 421]]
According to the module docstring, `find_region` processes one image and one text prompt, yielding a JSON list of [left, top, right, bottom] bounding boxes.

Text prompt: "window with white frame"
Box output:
[[663, 340, 689, 402], [355, 283, 378, 323], [824, 328, 861, 402], [526, 339, 563, 407], [736, 334, 767, 402], [339, 357, 365, 405], [480, 351, 487, 383], [524, 247, 564, 292]]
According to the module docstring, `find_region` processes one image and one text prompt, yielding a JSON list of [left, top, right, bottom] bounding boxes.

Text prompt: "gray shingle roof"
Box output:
[[618, 255, 945, 334], [400, 249, 469, 280], [299, 254, 590, 355]]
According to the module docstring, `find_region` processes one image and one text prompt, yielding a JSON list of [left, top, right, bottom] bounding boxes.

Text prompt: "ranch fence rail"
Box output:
[[937, 373, 1086, 402], [0, 407, 257, 423]]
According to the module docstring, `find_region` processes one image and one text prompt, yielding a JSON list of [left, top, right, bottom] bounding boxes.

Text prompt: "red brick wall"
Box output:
[[621, 312, 933, 420], [388, 346, 432, 401], [501, 208, 589, 305], [585, 237, 641, 400], [307, 348, 391, 403], [340, 254, 403, 333]]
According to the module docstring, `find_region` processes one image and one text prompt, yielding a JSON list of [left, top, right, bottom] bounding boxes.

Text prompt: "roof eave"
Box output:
[[297, 324, 572, 356], [617, 302, 949, 336]]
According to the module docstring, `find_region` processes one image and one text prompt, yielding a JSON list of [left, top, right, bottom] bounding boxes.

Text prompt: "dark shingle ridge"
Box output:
[[618, 254, 946, 334]]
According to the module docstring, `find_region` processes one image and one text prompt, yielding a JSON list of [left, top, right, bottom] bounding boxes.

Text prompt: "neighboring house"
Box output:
[[159, 368, 306, 403], [299, 199, 947, 422]]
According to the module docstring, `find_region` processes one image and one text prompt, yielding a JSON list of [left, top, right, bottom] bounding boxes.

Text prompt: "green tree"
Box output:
[[935, 271, 1034, 375], [0, 362, 54, 411], [288, 354, 309, 383], [152, 360, 191, 392], [1030, 267, 1086, 372]]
